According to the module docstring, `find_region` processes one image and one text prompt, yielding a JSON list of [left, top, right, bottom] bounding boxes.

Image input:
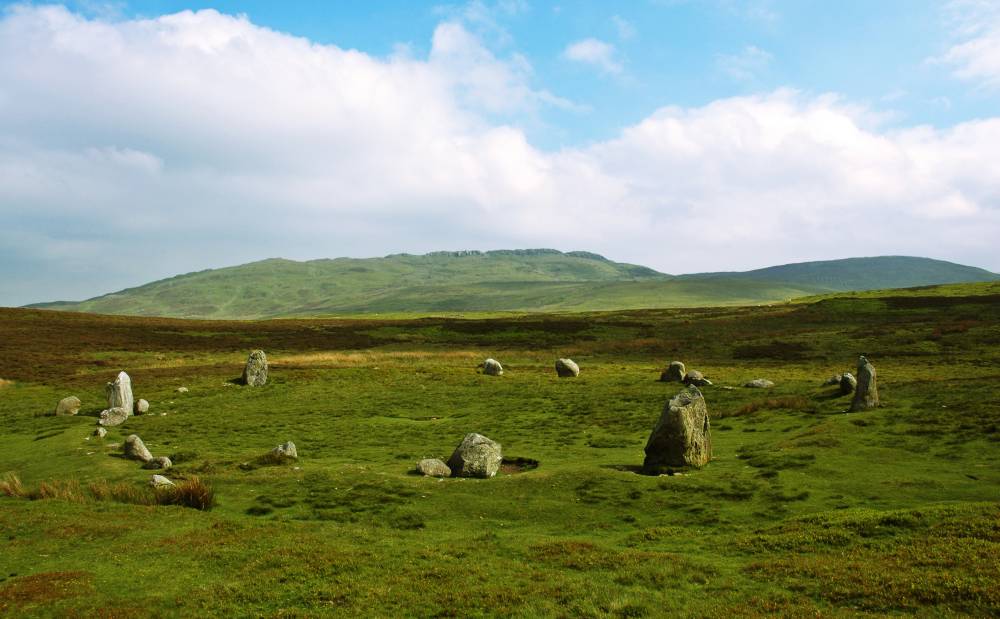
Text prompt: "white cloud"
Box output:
[[938, 0, 1000, 88], [715, 45, 773, 81], [612, 15, 635, 40], [562, 38, 623, 74], [0, 7, 999, 305]]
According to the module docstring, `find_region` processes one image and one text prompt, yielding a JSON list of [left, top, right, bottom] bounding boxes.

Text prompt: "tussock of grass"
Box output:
[[0, 378, 12, 388], [1, 472, 24, 497], [2, 474, 214, 511]]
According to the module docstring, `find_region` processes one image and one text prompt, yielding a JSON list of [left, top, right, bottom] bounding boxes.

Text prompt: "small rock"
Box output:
[[823, 374, 843, 386], [272, 441, 297, 459], [93, 427, 107, 438], [555, 358, 580, 377], [105, 371, 134, 417], [134, 399, 149, 414], [660, 361, 686, 383], [142, 456, 172, 470], [480, 358, 503, 376], [149, 475, 174, 488], [838, 372, 857, 396], [98, 407, 130, 427], [447, 433, 502, 478], [850, 356, 879, 411], [176, 387, 189, 393], [682, 370, 712, 387], [417, 458, 452, 478], [744, 379, 775, 389], [124, 434, 153, 462], [242, 350, 269, 387], [55, 396, 81, 416]]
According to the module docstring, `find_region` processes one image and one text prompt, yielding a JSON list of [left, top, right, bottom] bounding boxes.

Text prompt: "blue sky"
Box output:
[[0, 1, 998, 305]]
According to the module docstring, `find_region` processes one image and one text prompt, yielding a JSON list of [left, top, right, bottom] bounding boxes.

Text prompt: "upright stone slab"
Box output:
[[643, 385, 712, 471], [850, 356, 879, 411], [660, 361, 686, 382], [105, 371, 133, 417], [555, 358, 580, 377], [447, 433, 502, 478], [481, 358, 503, 376], [242, 350, 268, 386]]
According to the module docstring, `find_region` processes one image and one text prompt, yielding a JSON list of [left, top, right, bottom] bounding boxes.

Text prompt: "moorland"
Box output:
[[1, 281, 999, 616]]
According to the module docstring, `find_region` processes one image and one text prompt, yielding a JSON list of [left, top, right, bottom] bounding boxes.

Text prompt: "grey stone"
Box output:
[[682, 370, 712, 387], [242, 350, 268, 387], [98, 407, 130, 427], [480, 358, 503, 376], [447, 433, 502, 478], [823, 374, 843, 386], [744, 379, 775, 388], [839, 372, 857, 396], [134, 399, 149, 414], [149, 474, 174, 488], [416, 458, 452, 478], [142, 456, 172, 470], [850, 356, 879, 411], [555, 358, 580, 377], [55, 396, 81, 416], [93, 427, 107, 438], [124, 434, 153, 462], [176, 387, 189, 393], [660, 361, 686, 382], [272, 441, 297, 459], [105, 371, 134, 418], [643, 385, 712, 471]]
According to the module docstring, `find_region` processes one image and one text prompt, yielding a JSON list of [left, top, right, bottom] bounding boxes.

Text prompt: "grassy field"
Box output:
[[2, 284, 999, 616]]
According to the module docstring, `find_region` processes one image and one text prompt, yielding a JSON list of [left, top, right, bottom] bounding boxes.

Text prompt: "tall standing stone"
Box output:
[[105, 371, 133, 417], [643, 385, 712, 471], [660, 361, 686, 383], [242, 350, 268, 387], [850, 356, 879, 411]]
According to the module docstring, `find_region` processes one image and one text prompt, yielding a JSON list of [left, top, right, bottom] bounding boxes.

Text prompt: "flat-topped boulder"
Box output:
[[643, 385, 712, 471], [682, 370, 712, 387], [242, 350, 268, 386], [416, 458, 451, 478], [660, 361, 686, 382], [55, 396, 81, 416], [99, 407, 130, 427], [555, 358, 580, 377], [447, 433, 502, 478], [105, 371, 133, 417], [744, 379, 774, 388]]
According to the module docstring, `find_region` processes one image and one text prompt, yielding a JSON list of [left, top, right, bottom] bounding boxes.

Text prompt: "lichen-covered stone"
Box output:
[[416, 458, 451, 478], [272, 441, 297, 459], [93, 427, 107, 438], [105, 371, 133, 417], [134, 399, 149, 414], [744, 379, 775, 388], [555, 358, 580, 377], [149, 475, 174, 488], [682, 370, 712, 387], [643, 385, 712, 471], [447, 433, 502, 478], [142, 456, 172, 470], [839, 372, 857, 396], [99, 407, 130, 427], [55, 396, 81, 416], [823, 374, 843, 386], [242, 350, 268, 386], [481, 358, 503, 376], [660, 361, 685, 382], [850, 356, 879, 411], [124, 434, 153, 462]]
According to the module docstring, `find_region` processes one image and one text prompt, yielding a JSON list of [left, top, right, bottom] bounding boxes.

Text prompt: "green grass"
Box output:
[[1, 285, 999, 616]]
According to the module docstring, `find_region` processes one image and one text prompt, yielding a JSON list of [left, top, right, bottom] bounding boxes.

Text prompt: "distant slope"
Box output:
[[28, 252, 997, 319], [682, 256, 999, 291]]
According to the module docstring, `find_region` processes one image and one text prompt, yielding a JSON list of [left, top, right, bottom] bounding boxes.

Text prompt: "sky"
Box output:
[[1, 0, 999, 305]]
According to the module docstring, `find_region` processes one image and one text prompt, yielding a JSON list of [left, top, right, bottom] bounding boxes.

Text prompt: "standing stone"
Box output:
[[850, 356, 879, 411], [744, 379, 775, 389], [555, 358, 580, 377], [105, 371, 134, 417], [416, 458, 452, 478], [99, 407, 130, 427], [134, 399, 149, 414], [838, 372, 857, 396], [643, 385, 712, 471], [124, 434, 153, 462], [660, 361, 686, 383], [242, 350, 268, 387], [271, 441, 297, 459], [481, 358, 503, 376], [447, 433, 502, 478], [683, 370, 712, 387], [55, 396, 81, 416]]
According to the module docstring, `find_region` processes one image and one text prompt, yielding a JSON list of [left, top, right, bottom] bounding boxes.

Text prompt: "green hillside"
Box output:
[[27, 251, 998, 319]]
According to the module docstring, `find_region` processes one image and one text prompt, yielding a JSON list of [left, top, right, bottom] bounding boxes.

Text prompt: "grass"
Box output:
[[0, 282, 998, 616]]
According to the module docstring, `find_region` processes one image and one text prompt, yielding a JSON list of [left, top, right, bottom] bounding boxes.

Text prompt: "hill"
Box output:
[[27, 251, 998, 319]]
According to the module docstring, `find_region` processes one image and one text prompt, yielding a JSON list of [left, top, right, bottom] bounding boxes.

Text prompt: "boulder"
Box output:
[[93, 427, 107, 438], [105, 371, 134, 417], [142, 456, 172, 470], [98, 407, 130, 427], [134, 399, 149, 414], [416, 458, 452, 478], [124, 434, 153, 463], [480, 358, 503, 376], [54, 396, 81, 416], [643, 385, 712, 471], [447, 433, 502, 478], [176, 387, 189, 394], [242, 350, 268, 387], [744, 379, 775, 389], [838, 372, 857, 396], [149, 475, 174, 488], [271, 441, 297, 459], [682, 370, 712, 387], [555, 358, 580, 377], [660, 361, 686, 383], [850, 356, 879, 411], [823, 374, 842, 386]]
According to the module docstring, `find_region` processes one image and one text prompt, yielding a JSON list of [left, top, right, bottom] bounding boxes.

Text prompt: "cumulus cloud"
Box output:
[[0, 6, 998, 305], [938, 0, 1000, 88], [562, 38, 623, 74], [716, 45, 773, 81]]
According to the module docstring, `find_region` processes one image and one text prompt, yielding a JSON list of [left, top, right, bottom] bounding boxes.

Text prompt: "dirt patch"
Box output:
[[0, 571, 93, 609], [501, 457, 539, 474]]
